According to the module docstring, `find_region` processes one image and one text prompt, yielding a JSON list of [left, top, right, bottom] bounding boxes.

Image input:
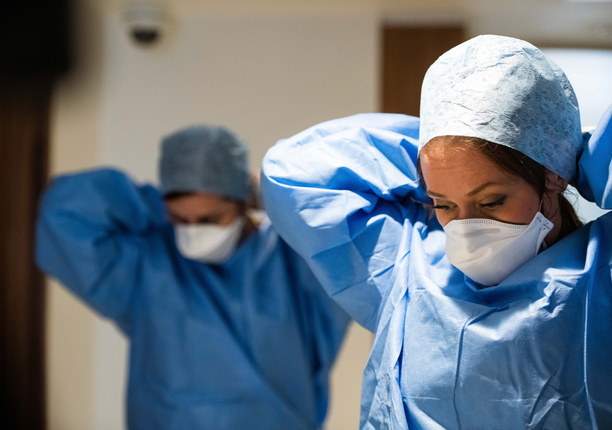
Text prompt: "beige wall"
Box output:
[[47, 1, 612, 429], [47, 0, 104, 428]]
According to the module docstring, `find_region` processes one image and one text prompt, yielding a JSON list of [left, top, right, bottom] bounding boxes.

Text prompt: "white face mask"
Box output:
[[174, 217, 246, 264], [443, 212, 553, 286]]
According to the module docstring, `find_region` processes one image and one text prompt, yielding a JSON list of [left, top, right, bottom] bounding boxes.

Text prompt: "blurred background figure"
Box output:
[[35, 125, 349, 429]]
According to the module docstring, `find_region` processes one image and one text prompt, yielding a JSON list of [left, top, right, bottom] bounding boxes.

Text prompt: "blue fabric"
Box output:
[[575, 104, 612, 207], [261, 111, 612, 429], [36, 168, 349, 430]]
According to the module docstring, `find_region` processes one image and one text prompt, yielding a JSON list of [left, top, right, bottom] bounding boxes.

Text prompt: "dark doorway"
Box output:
[[381, 25, 466, 116], [0, 1, 73, 428]]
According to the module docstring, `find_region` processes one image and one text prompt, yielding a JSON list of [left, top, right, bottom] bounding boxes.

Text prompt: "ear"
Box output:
[[545, 169, 568, 194]]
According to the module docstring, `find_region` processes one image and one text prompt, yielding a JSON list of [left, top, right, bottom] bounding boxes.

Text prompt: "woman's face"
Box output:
[[419, 141, 541, 227], [164, 192, 241, 226]]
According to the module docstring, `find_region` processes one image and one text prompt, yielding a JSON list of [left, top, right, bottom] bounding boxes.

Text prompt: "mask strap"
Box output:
[[540, 195, 560, 224]]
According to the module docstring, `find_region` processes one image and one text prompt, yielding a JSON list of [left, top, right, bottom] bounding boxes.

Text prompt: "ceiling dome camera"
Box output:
[[124, 1, 167, 47], [131, 27, 160, 45]]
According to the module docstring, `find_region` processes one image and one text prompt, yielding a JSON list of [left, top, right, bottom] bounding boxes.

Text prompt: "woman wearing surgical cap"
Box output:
[[261, 35, 612, 429], [35, 126, 349, 429]]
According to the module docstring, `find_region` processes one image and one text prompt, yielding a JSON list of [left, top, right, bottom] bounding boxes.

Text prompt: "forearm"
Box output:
[[35, 168, 167, 322]]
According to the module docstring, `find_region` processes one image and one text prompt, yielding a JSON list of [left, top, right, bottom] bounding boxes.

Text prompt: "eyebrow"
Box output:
[[426, 181, 499, 198]]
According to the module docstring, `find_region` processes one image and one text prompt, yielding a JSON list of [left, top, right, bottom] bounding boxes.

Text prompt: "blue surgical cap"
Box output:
[[419, 35, 582, 181], [159, 126, 249, 201]]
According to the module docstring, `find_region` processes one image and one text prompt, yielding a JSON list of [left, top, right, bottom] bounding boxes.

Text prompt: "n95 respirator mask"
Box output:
[[174, 217, 246, 264], [443, 212, 553, 286]]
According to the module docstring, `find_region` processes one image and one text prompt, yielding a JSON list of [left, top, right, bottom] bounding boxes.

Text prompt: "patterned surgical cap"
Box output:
[[419, 35, 582, 181], [159, 125, 249, 201]]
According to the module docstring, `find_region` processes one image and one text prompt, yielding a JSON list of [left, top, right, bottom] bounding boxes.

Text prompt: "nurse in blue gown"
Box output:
[[261, 35, 612, 429], [36, 126, 349, 429]]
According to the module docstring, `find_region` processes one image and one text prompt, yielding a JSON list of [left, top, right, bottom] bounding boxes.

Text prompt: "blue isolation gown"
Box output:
[[35, 168, 350, 430], [261, 109, 612, 429]]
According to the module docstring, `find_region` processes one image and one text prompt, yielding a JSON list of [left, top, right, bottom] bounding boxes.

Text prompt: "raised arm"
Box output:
[[575, 104, 612, 208], [35, 168, 168, 333], [261, 113, 428, 331]]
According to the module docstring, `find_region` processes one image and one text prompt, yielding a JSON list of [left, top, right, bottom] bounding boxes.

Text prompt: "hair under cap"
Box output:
[[159, 125, 249, 201], [419, 34, 582, 181]]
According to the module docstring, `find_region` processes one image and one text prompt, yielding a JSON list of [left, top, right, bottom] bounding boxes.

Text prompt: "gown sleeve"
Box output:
[[261, 113, 428, 331], [575, 103, 612, 208], [35, 168, 168, 333]]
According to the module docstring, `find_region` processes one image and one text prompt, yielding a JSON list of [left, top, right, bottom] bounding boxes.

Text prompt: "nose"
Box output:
[[455, 206, 480, 221]]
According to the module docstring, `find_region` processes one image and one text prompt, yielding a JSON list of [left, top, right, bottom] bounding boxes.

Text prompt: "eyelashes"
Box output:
[[480, 197, 506, 208], [429, 197, 507, 212], [431, 204, 451, 211]]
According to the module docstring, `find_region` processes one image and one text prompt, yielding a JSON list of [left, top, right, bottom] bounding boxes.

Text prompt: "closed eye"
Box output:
[[168, 214, 187, 224], [432, 204, 451, 211], [430, 200, 455, 211], [196, 216, 218, 224], [481, 197, 506, 208]]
